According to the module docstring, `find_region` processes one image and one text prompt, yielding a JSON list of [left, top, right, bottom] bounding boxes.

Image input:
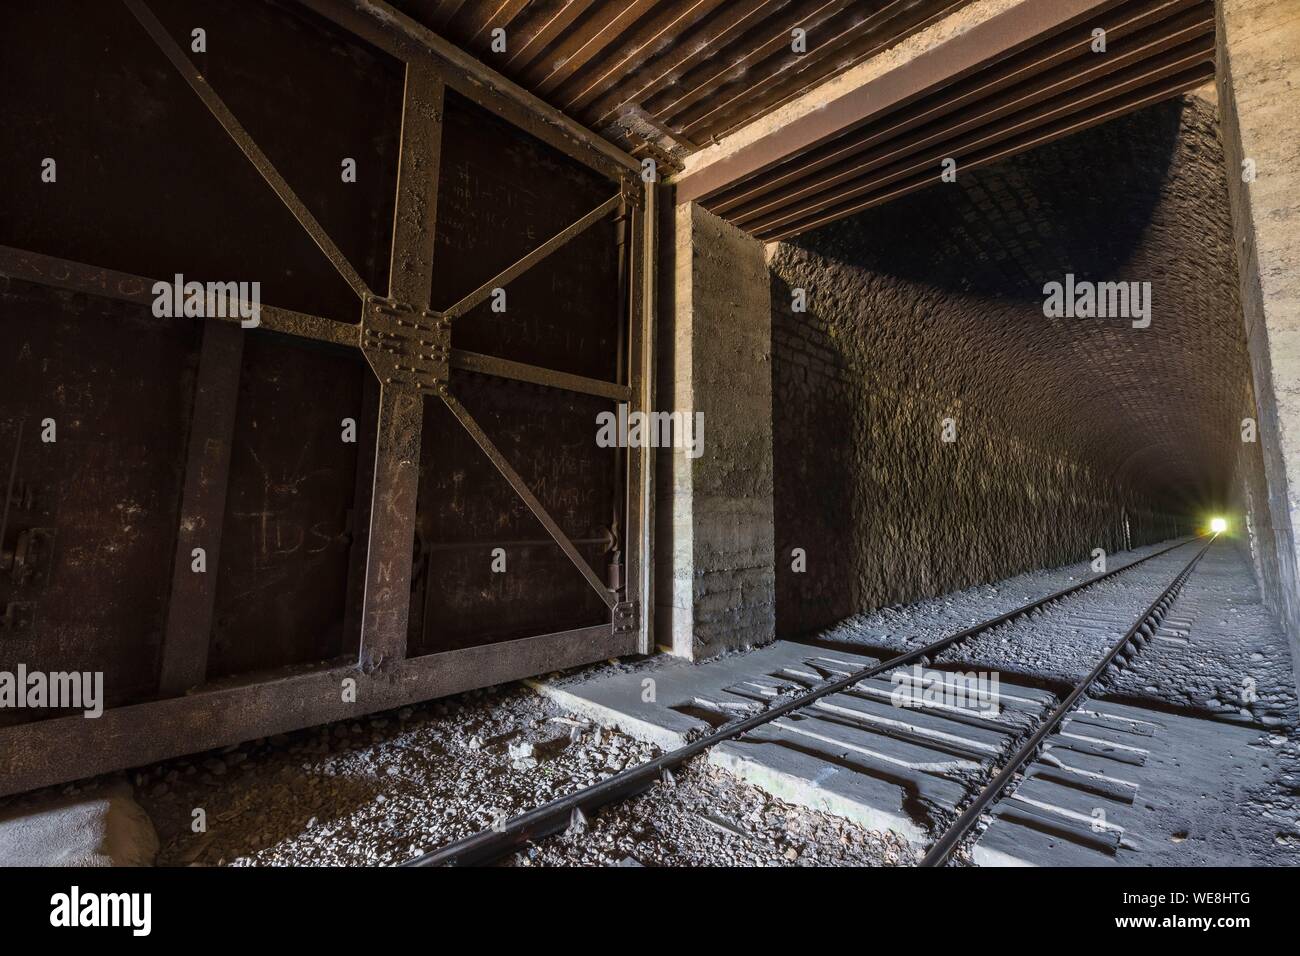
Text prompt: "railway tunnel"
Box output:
[[769, 93, 1244, 637], [0, 0, 1298, 875]]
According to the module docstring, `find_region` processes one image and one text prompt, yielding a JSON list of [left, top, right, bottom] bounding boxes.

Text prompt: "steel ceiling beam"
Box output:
[[506, 0, 603, 73], [406, 0, 975, 154], [705, 0, 1200, 216], [463, 0, 531, 49], [584, 0, 787, 130], [557, 0, 730, 114], [428, 0, 469, 32], [526, 0, 662, 95], [729, 13, 1215, 231], [673, 0, 1128, 204], [690, 0, 971, 143], [759, 59, 1213, 240], [645, 0, 860, 131], [669, 0, 920, 139]]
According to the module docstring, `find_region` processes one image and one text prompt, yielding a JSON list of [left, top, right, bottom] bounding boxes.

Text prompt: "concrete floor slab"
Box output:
[[533, 621, 1299, 865], [531, 640, 1056, 845], [974, 700, 1289, 866]]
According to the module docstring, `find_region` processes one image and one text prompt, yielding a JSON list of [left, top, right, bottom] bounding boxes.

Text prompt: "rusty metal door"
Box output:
[[0, 0, 654, 796]]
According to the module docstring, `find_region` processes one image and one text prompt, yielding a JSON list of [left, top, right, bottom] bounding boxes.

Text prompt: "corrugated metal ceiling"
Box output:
[[388, 0, 976, 166]]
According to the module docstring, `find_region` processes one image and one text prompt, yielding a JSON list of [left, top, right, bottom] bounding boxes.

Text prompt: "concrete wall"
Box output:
[[655, 201, 776, 659], [1217, 0, 1300, 684], [768, 97, 1240, 638]]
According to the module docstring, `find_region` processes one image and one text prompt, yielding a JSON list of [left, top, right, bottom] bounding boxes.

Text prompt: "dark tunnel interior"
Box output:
[[769, 94, 1255, 635], [0, 0, 1297, 878]]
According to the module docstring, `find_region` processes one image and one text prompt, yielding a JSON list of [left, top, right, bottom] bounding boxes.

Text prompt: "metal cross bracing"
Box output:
[[0, 0, 655, 797]]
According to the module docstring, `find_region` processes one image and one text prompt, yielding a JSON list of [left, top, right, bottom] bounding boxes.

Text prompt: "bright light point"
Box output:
[[1210, 517, 1227, 534]]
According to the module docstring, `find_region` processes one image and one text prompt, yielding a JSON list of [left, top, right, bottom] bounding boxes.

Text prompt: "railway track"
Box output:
[[920, 531, 1217, 865], [404, 535, 1214, 867]]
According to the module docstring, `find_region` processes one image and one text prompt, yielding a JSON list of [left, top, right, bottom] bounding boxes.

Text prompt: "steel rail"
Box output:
[[404, 535, 1197, 866], [919, 532, 1218, 867]]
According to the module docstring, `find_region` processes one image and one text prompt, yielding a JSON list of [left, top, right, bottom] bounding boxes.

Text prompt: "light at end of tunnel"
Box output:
[[1210, 517, 1228, 534]]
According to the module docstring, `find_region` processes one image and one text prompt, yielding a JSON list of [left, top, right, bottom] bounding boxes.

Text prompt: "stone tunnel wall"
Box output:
[[768, 94, 1244, 638], [768, 275, 1180, 636]]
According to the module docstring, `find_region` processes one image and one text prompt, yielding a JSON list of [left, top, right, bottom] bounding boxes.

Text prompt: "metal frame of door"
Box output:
[[0, 0, 655, 797]]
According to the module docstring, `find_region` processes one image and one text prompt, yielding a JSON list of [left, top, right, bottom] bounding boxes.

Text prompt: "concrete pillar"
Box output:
[[655, 200, 775, 659], [1217, 0, 1300, 670]]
